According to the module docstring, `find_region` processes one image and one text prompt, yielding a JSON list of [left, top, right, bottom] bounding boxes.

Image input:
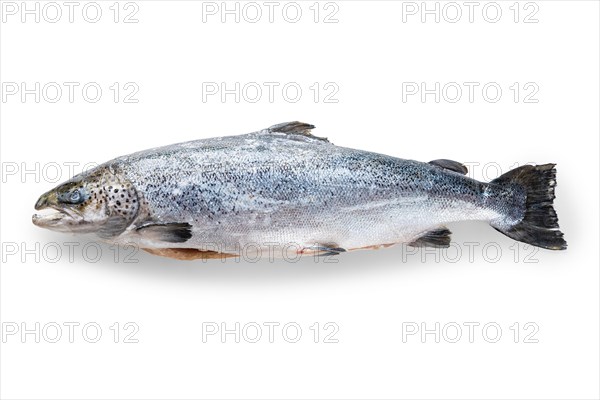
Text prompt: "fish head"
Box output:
[[32, 165, 139, 237]]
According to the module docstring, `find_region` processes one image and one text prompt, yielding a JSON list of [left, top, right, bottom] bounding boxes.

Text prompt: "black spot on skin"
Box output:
[[114, 189, 119, 193]]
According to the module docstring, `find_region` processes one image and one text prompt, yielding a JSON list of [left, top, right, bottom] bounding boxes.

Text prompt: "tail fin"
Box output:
[[490, 164, 567, 250]]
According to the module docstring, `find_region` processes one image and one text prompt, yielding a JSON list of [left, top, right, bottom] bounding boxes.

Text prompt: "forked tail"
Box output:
[[489, 164, 567, 250]]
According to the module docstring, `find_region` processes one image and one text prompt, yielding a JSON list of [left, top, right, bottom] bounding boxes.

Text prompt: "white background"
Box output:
[[1, 1, 599, 399]]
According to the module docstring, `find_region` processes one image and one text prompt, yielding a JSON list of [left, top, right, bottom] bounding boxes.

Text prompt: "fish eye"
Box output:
[[58, 187, 86, 205], [70, 190, 81, 203]]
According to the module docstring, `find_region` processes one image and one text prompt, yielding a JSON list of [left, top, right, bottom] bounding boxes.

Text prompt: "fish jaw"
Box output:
[[32, 208, 76, 231]]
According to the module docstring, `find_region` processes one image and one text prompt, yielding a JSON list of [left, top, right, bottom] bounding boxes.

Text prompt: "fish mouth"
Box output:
[[32, 206, 76, 227]]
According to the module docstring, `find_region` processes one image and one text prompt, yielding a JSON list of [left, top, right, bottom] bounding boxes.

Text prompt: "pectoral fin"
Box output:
[[136, 223, 192, 243]]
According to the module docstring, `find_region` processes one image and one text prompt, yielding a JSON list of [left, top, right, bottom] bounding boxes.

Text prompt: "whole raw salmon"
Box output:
[[32, 122, 566, 259]]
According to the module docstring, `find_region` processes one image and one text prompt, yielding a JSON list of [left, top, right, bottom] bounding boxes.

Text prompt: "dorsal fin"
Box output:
[[429, 159, 468, 175], [266, 121, 330, 143]]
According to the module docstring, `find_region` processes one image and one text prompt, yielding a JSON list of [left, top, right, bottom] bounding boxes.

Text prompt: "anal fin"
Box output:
[[143, 248, 237, 260], [409, 228, 452, 248]]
